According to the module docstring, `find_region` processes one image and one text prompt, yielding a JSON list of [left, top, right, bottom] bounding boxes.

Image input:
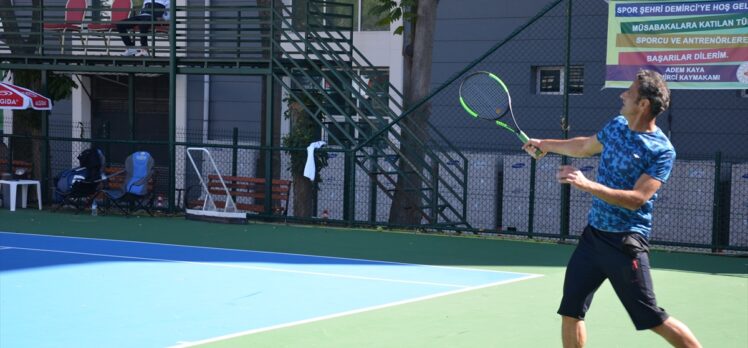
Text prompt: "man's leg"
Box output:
[[605, 238, 701, 348], [562, 316, 586, 348], [557, 227, 606, 348], [651, 317, 702, 348], [138, 23, 151, 47], [116, 21, 136, 46]]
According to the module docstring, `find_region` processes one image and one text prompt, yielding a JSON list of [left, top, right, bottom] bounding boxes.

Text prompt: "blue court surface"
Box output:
[[0, 232, 541, 348]]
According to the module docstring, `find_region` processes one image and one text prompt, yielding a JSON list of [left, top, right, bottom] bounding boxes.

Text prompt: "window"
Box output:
[[535, 66, 584, 95], [293, 0, 389, 32]]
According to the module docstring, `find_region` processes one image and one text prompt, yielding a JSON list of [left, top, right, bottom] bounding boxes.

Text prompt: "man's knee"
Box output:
[[562, 315, 581, 324]]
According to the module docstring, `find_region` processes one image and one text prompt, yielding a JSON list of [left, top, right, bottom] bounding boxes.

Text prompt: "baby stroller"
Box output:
[[53, 147, 106, 213]]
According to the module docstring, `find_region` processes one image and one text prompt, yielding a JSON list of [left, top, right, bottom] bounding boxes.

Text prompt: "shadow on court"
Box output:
[[1, 209, 745, 277]]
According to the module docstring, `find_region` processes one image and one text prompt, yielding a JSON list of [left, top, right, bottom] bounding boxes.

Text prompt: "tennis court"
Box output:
[[0, 209, 746, 347]]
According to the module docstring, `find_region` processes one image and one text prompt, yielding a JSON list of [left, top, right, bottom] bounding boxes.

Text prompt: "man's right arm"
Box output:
[[523, 136, 602, 159]]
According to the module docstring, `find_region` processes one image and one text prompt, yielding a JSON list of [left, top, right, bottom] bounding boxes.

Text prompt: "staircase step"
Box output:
[[368, 170, 416, 176], [384, 187, 433, 193], [429, 204, 449, 213]]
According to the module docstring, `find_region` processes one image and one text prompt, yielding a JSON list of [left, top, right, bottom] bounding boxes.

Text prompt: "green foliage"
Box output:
[[369, 0, 417, 35], [281, 92, 329, 181], [2, 70, 78, 131], [3, 70, 78, 102]]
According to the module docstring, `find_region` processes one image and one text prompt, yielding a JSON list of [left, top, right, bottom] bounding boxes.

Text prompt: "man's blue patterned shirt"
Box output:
[[588, 115, 675, 238]]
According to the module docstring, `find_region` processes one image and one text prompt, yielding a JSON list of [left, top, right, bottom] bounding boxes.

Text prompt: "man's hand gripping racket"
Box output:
[[458, 71, 545, 159]]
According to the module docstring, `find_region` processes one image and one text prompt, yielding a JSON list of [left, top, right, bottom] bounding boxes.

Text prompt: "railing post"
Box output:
[[39, 0, 45, 55], [236, 10, 241, 59], [711, 151, 722, 252]]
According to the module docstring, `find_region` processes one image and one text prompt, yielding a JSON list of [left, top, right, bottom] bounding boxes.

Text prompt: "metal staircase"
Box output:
[[271, 1, 470, 228]]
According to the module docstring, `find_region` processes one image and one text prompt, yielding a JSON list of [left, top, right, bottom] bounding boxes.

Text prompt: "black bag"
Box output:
[[76, 148, 105, 181]]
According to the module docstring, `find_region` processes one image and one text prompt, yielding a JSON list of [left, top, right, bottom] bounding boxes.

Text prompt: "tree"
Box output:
[[281, 93, 328, 218], [1, 0, 77, 179], [371, 0, 438, 225]]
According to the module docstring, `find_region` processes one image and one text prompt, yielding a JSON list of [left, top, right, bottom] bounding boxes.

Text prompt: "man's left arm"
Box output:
[[556, 166, 662, 211]]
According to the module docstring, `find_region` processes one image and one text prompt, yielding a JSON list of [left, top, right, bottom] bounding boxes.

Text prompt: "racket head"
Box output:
[[458, 71, 512, 121]]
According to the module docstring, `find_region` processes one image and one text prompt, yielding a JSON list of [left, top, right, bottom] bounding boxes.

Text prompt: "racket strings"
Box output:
[[461, 75, 511, 120]]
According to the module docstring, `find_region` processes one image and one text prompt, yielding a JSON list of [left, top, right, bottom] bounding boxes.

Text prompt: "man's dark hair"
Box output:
[[636, 70, 670, 118]]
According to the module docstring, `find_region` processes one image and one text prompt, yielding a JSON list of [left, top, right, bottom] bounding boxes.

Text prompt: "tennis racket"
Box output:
[[458, 71, 542, 157]]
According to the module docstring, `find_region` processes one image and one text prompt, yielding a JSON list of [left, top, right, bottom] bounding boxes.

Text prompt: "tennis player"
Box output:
[[522, 70, 701, 348]]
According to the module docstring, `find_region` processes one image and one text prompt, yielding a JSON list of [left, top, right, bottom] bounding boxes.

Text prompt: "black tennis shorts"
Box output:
[[557, 225, 669, 330]]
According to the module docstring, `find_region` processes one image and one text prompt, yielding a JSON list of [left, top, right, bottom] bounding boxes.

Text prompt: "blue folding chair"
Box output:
[[103, 151, 155, 216]]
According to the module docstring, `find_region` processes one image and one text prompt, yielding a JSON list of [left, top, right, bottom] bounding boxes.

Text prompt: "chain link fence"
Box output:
[[422, 0, 747, 251], [1, 0, 746, 253]]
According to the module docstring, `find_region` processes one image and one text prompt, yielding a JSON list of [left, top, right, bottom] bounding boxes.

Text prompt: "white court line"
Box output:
[[0, 231, 542, 277], [0, 245, 472, 289], [0, 232, 545, 347], [169, 273, 543, 348]]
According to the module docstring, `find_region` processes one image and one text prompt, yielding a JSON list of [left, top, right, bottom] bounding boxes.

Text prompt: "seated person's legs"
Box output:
[[140, 23, 151, 53], [118, 16, 154, 56], [117, 17, 143, 56]]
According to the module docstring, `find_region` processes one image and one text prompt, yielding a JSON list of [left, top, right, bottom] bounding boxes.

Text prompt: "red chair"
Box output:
[[87, 0, 132, 54], [42, 0, 87, 53]]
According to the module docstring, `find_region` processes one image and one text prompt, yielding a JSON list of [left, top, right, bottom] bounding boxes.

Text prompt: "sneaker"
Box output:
[[136, 48, 150, 57], [121, 48, 138, 56]]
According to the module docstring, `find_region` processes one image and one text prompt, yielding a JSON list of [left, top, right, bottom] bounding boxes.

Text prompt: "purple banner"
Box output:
[[606, 65, 744, 83], [615, 1, 748, 17]]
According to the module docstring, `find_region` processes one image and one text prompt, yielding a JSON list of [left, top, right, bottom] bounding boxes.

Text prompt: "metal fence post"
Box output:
[[168, 4, 177, 212], [528, 157, 536, 238], [711, 151, 722, 252], [128, 73, 135, 153], [104, 121, 111, 166], [343, 149, 354, 223], [369, 151, 377, 224], [40, 71, 50, 203], [431, 161, 439, 225], [559, 0, 573, 239], [232, 127, 239, 177]]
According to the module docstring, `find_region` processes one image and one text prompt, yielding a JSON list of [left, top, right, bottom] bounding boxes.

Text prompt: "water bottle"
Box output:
[[91, 200, 98, 216]]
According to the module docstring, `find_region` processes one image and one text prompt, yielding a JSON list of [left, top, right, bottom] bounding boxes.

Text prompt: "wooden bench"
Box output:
[[189, 175, 292, 215], [0, 159, 33, 179]]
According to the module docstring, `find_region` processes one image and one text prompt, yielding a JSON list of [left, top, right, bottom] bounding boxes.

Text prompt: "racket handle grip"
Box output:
[[518, 131, 543, 157], [517, 131, 530, 144]]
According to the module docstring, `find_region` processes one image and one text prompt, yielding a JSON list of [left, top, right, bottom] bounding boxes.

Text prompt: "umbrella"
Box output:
[[0, 82, 52, 111]]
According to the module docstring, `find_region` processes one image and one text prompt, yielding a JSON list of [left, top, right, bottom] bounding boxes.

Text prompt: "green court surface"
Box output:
[[1, 209, 746, 347]]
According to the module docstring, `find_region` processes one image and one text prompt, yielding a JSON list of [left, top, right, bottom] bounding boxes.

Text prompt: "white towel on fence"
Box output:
[[304, 141, 327, 181]]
